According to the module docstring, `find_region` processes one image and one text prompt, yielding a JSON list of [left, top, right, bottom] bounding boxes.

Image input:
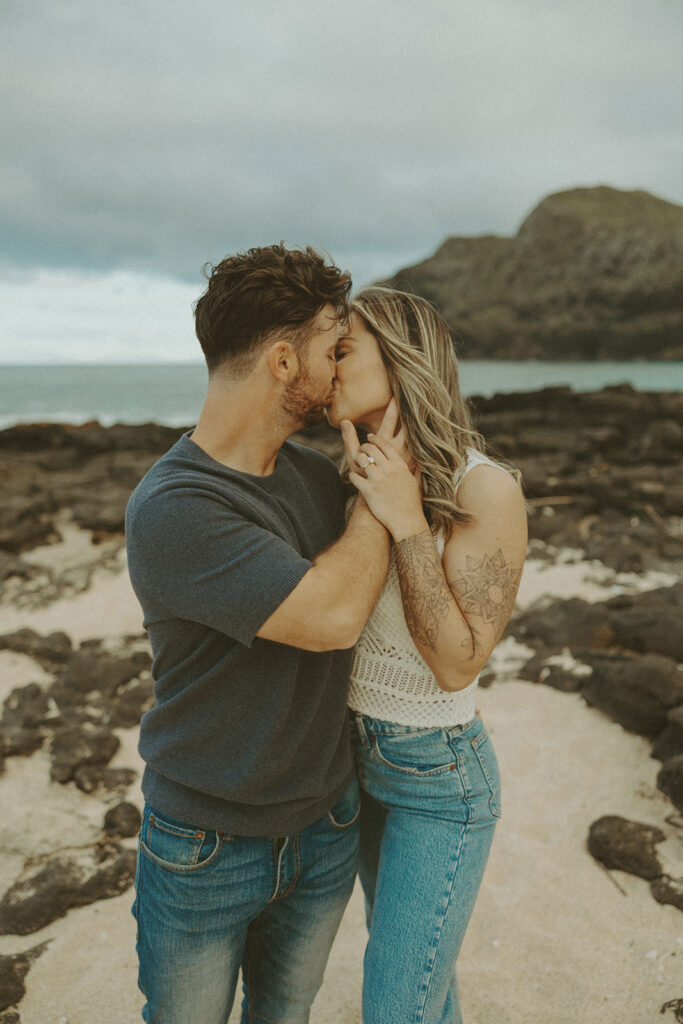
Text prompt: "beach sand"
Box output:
[[1, 526, 682, 1024]]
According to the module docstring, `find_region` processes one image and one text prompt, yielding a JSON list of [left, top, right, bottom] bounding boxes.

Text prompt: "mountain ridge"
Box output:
[[380, 186, 683, 359]]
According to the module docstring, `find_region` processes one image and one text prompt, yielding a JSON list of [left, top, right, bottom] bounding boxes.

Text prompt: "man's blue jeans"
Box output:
[[353, 714, 500, 1024], [132, 777, 360, 1024]]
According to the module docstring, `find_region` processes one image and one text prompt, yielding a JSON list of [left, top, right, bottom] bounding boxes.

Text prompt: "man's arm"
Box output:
[[257, 493, 390, 651], [257, 404, 401, 652]]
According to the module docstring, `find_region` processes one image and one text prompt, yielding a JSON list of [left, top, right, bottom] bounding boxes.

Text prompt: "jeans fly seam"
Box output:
[[267, 836, 289, 903], [274, 835, 301, 902]]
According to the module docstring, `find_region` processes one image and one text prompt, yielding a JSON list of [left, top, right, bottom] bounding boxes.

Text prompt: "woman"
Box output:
[[327, 288, 528, 1024]]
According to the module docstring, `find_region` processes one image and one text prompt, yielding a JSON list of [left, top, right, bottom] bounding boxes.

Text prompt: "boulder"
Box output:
[[0, 844, 136, 935], [517, 653, 587, 693], [107, 674, 155, 729], [104, 802, 142, 838], [0, 943, 48, 1013], [652, 707, 683, 763], [605, 584, 683, 662], [509, 598, 614, 652], [0, 728, 44, 759], [661, 999, 683, 1021], [72, 766, 137, 795], [657, 755, 683, 813], [0, 629, 71, 664], [49, 724, 120, 784], [587, 815, 664, 880], [55, 642, 151, 700], [581, 654, 683, 737], [651, 876, 683, 914], [2, 685, 53, 731]]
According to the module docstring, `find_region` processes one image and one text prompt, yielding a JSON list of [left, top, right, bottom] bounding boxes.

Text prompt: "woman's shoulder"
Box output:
[[455, 448, 525, 517], [456, 447, 513, 485]]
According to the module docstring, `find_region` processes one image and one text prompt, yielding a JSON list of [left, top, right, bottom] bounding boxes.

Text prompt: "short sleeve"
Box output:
[[126, 490, 313, 647]]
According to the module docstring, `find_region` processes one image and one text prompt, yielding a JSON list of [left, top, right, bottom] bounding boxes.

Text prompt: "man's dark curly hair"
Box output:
[[193, 243, 352, 374]]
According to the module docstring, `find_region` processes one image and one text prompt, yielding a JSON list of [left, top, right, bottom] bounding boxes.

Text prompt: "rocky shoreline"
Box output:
[[0, 384, 682, 1021]]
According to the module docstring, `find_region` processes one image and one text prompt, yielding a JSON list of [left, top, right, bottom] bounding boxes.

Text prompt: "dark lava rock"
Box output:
[[510, 597, 614, 652], [657, 755, 683, 813], [106, 674, 154, 729], [0, 844, 136, 935], [73, 765, 138, 794], [0, 685, 52, 761], [653, 707, 683, 763], [587, 815, 665, 880], [104, 801, 141, 838], [56, 643, 151, 699], [517, 653, 586, 692], [0, 494, 57, 553], [46, 637, 153, 731], [0, 943, 48, 1013], [0, 629, 71, 665], [0, 728, 44, 759], [661, 998, 683, 1022], [2, 685, 53, 731], [581, 653, 683, 737], [605, 584, 683, 662], [641, 418, 683, 462], [0, 552, 34, 582], [49, 724, 120, 784], [651, 876, 683, 913]]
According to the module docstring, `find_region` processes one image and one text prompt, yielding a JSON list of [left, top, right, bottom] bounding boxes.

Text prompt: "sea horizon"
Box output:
[[1, 359, 681, 431]]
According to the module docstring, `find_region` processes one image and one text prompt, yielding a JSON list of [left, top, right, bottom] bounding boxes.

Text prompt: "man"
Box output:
[[125, 244, 393, 1023]]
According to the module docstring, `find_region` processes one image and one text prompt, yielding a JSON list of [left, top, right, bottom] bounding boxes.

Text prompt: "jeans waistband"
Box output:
[[351, 711, 477, 746]]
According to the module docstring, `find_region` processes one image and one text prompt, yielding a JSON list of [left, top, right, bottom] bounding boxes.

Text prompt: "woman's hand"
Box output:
[[348, 431, 427, 541]]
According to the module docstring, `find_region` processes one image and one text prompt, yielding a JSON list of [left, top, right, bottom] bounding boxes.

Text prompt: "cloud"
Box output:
[[1, 0, 681, 289], [0, 268, 199, 363]]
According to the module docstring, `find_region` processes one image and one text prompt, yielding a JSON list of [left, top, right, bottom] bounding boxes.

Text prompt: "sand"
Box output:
[[1, 526, 682, 1024]]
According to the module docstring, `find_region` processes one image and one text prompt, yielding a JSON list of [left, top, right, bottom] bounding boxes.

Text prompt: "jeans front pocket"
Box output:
[[372, 728, 458, 777], [140, 806, 223, 873], [470, 727, 502, 819], [326, 776, 361, 830]]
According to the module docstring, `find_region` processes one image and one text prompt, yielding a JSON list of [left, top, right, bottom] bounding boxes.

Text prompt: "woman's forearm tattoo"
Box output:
[[395, 531, 452, 652], [448, 548, 522, 643]]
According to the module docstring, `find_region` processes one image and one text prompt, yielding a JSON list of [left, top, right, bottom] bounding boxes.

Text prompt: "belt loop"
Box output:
[[353, 713, 371, 748]]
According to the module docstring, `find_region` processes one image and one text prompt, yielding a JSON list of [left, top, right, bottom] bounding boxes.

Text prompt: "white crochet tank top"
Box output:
[[348, 449, 510, 726]]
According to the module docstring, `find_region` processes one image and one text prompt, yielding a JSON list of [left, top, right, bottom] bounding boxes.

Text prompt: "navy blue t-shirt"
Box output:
[[125, 432, 354, 835]]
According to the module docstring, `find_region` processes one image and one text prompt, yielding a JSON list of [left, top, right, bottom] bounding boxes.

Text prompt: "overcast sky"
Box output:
[[1, 0, 681, 363]]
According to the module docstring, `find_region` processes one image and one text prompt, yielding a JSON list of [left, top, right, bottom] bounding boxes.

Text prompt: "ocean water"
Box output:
[[0, 361, 681, 430]]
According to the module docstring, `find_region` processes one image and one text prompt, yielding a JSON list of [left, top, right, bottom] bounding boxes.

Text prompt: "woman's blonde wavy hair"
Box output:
[[350, 286, 495, 535]]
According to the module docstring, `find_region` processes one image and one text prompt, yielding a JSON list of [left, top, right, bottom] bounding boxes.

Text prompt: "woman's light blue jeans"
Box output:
[[132, 777, 360, 1024], [352, 713, 501, 1024]]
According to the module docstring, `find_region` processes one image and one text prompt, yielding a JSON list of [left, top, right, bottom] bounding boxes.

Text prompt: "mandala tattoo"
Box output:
[[448, 548, 522, 642], [395, 531, 452, 653]]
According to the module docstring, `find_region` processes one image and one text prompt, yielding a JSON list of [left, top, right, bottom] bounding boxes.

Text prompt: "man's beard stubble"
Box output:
[[281, 363, 332, 428]]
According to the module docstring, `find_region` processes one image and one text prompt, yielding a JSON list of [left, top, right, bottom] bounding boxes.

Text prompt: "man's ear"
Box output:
[[266, 340, 299, 383]]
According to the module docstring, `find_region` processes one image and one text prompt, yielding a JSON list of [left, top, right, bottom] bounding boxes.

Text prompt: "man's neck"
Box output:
[[190, 377, 294, 477]]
